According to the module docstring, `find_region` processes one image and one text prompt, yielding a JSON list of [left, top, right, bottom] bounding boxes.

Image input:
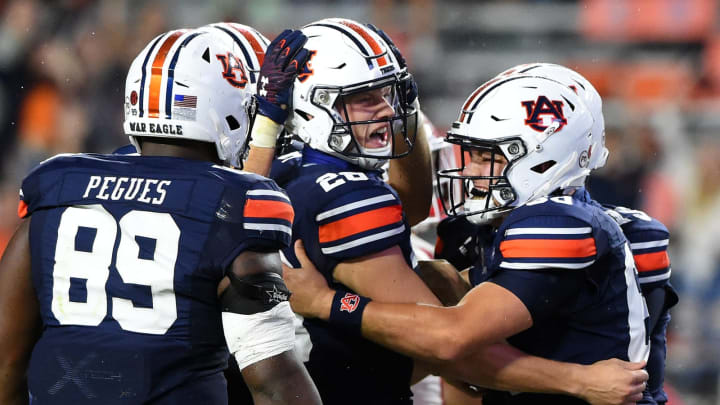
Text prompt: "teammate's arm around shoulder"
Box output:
[[218, 250, 321, 405], [387, 110, 432, 227], [0, 220, 41, 405]]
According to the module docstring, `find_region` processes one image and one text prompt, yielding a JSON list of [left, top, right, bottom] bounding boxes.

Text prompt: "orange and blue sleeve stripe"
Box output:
[[315, 193, 406, 256], [243, 189, 294, 246], [629, 236, 670, 286], [499, 225, 597, 270]]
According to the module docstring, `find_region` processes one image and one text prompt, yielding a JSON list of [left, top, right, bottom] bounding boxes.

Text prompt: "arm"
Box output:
[[434, 343, 647, 405], [240, 350, 319, 405], [333, 245, 440, 305], [333, 245, 442, 384], [387, 110, 432, 226], [244, 30, 309, 177], [285, 241, 647, 404], [361, 281, 531, 363], [218, 250, 321, 405], [295, 255, 530, 365], [0, 220, 41, 405], [244, 116, 282, 177], [414, 259, 471, 306]]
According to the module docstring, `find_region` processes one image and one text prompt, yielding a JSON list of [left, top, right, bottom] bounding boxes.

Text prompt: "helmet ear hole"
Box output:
[[226, 115, 240, 130], [202, 48, 211, 63], [531, 160, 556, 174], [294, 109, 313, 122]]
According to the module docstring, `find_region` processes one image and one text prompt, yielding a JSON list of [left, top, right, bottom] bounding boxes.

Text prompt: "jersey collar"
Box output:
[[302, 147, 360, 170]]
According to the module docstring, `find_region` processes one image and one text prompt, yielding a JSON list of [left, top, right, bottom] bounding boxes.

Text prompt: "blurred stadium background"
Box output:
[[0, 0, 717, 403]]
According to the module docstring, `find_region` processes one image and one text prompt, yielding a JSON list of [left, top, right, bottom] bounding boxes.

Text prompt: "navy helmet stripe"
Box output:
[[307, 23, 373, 69], [307, 23, 370, 56], [138, 33, 166, 118], [164, 32, 203, 119], [215, 26, 257, 83]]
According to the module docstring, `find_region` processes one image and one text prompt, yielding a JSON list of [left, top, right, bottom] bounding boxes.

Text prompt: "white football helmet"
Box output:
[[123, 24, 267, 168], [497, 63, 608, 177], [437, 75, 594, 225], [286, 18, 418, 170]]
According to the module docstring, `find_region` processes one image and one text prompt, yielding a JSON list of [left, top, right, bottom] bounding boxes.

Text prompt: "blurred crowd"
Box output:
[[1, 0, 719, 403]]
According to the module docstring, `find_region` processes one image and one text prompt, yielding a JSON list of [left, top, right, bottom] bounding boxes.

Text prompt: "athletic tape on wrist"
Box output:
[[328, 290, 371, 336], [255, 97, 288, 125], [249, 115, 282, 148]]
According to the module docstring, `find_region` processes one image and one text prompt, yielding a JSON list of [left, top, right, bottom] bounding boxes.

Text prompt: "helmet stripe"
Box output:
[[462, 76, 526, 123], [460, 79, 497, 121], [148, 30, 185, 118], [337, 20, 388, 67], [309, 23, 369, 55], [228, 23, 265, 67], [214, 25, 258, 83], [164, 32, 203, 119], [138, 34, 165, 118], [306, 23, 375, 69]]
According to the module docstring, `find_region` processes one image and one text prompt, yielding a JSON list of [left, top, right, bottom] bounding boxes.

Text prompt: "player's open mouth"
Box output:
[[366, 126, 389, 148]]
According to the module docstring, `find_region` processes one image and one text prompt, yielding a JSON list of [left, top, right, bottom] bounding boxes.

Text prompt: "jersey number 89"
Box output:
[[51, 205, 179, 334]]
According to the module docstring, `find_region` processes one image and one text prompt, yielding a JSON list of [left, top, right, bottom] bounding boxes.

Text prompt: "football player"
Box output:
[[244, 20, 433, 229], [284, 74, 652, 404], [253, 18, 441, 404], [434, 63, 677, 405], [0, 27, 321, 405]]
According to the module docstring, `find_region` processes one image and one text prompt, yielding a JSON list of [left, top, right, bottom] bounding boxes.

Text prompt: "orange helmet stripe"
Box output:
[[148, 30, 185, 119], [229, 23, 265, 66], [459, 77, 502, 122], [338, 20, 388, 67]]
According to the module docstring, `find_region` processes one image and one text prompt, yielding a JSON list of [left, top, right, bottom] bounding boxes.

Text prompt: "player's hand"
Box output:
[[577, 359, 648, 405], [256, 29, 311, 124], [283, 240, 334, 320], [365, 23, 418, 104]]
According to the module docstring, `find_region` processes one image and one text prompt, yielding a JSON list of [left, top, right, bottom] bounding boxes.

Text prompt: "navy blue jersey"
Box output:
[[269, 146, 303, 188], [578, 190, 677, 405], [440, 190, 675, 404], [273, 147, 415, 405], [19, 153, 293, 405], [468, 193, 649, 405]]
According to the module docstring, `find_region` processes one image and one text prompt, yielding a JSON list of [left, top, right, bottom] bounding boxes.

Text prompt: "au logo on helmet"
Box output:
[[216, 52, 248, 88], [297, 50, 317, 83], [521, 96, 567, 133]]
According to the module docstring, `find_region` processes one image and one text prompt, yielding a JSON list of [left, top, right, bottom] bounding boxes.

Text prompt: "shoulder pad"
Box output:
[[601, 205, 669, 241], [510, 195, 595, 223], [241, 179, 293, 246], [498, 196, 599, 271], [19, 154, 94, 217], [269, 151, 303, 188], [602, 205, 671, 286], [312, 180, 406, 259]]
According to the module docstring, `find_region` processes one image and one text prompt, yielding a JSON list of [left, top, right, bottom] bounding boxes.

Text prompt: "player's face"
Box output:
[[338, 86, 395, 149], [463, 148, 508, 191]]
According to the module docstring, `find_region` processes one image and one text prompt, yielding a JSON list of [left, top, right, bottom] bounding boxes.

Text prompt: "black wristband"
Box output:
[[328, 290, 371, 336]]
